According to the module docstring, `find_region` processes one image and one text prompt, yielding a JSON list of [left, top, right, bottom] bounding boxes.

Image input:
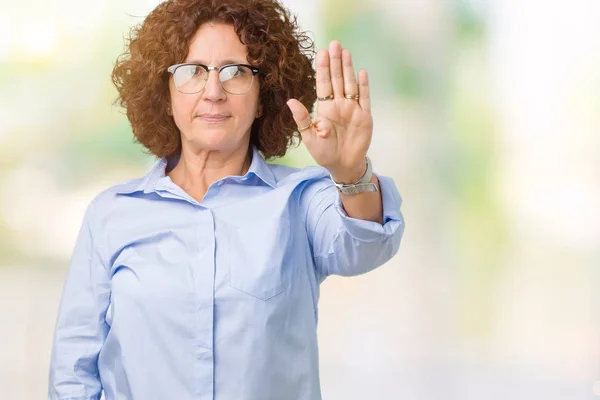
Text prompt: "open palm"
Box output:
[[287, 40, 373, 183]]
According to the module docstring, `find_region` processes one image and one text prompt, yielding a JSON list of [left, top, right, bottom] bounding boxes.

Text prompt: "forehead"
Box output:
[[185, 23, 249, 64]]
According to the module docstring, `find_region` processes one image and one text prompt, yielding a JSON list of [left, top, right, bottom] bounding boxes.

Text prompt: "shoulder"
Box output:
[[83, 177, 146, 223], [269, 163, 332, 189], [96, 177, 145, 201], [269, 163, 337, 209]]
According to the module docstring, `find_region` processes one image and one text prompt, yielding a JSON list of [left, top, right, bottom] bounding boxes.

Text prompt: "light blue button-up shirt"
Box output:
[[48, 146, 405, 400]]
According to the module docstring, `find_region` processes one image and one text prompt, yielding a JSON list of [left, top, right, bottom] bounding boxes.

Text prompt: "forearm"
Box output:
[[328, 158, 384, 224], [337, 174, 383, 224], [304, 170, 404, 278]]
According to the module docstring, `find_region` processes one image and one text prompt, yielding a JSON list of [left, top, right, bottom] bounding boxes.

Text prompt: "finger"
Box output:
[[315, 49, 332, 99], [342, 48, 358, 96], [286, 99, 314, 139], [358, 70, 371, 113], [312, 118, 331, 138], [328, 40, 344, 98]]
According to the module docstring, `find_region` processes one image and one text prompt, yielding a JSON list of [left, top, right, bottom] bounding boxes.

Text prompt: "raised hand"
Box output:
[[287, 40, 373, 183]]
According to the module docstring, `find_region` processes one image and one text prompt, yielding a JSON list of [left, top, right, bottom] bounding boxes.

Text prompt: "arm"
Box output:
[[330, 162, 383, 225], [286, 40, 404, 278], [302, 172, 404, 281], [48, 202, 110, 400]]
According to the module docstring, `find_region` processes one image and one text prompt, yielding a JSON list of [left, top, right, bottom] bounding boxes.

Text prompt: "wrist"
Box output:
[[330, 156, 378, 195], [328, 160, 367, 185]]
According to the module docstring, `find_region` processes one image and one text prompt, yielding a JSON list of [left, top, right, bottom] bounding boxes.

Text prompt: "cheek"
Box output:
[[172, 97, 197, 122], [242, 99, 259, 118], [169, 82, 193, 116], [241, 88, 261, 120]]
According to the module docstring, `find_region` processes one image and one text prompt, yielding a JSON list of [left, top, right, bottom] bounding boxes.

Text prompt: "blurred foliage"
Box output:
[[455, 0, 486, 42], [277, 0, 424, 167], [449, 1, 507, 339], [320, 0, 423, 100]]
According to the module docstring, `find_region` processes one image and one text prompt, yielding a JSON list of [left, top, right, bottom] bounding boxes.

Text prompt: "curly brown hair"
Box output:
[[111, 0, 316, 159]]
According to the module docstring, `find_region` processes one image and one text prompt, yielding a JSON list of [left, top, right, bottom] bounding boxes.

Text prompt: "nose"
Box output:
[[202, 69, 226, 102]]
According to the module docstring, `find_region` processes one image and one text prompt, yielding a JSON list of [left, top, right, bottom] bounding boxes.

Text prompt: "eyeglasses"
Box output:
[[166, 63, 259, 95]]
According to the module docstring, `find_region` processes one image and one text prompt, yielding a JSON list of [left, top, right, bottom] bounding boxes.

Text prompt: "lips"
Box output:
[[197, 113, 230, 122]]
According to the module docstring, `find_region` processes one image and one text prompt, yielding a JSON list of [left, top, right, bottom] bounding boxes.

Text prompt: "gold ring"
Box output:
[[317, 94, 334, 101], [298, 122, 312, 132], [344, 94, 360, 100]]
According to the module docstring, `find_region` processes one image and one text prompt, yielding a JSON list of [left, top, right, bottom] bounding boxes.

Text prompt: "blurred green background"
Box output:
[[1, 0, 599, 399]]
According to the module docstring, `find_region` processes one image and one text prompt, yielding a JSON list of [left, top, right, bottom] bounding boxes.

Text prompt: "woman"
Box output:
[[48, 0, 404, 399]]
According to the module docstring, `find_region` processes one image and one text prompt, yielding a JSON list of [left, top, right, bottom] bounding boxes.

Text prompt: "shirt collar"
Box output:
[[114, 146, 277, 195], [245, 146, 278, 188]]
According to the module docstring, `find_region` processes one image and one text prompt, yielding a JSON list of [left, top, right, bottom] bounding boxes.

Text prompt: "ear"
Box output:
[[256, 103, 263, 118]]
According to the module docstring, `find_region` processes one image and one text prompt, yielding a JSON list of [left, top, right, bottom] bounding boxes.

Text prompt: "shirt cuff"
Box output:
[[333, 173, 404, 242]]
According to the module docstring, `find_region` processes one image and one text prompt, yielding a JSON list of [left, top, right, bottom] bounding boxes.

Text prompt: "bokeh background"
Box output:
[[1, 0, 599, 399]]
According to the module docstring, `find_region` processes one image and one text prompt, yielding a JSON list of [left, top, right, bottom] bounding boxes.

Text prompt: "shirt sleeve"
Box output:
[[301, 173, 405, 282], [48, 201, 110, 400]]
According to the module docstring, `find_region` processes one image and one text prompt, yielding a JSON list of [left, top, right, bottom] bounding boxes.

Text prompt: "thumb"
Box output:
[[286, 99, 313, 137]]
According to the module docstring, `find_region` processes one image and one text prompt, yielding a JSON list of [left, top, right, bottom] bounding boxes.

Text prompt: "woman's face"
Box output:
[[169, 23, 262, 154]]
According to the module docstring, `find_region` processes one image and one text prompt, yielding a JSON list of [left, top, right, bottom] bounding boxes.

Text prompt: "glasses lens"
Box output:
[[219, 65, 254, 94], [174, 65, 207, 94]]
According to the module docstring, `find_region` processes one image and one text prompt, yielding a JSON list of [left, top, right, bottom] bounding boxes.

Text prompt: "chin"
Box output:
[[184, 129, 240, 152]]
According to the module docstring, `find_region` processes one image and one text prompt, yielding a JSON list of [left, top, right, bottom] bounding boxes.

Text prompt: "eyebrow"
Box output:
[[184, 59, 247, 66]]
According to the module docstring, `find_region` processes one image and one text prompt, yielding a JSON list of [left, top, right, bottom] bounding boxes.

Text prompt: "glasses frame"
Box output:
[[166, 63, 260, 95]]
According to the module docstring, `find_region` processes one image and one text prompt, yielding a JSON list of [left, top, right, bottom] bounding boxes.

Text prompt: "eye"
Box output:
[[191, 66, 203, 76], [221, 66, 238, 80]]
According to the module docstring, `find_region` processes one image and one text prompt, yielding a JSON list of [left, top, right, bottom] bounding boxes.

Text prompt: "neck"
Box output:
[[167, 144, 252, 202]]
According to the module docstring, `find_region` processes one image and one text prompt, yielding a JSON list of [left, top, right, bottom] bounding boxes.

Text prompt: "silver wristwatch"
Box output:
[[331, 156, 379, 195]]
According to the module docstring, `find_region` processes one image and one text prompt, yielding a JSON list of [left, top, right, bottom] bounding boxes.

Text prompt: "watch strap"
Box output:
[[332, 156, 379, 195]]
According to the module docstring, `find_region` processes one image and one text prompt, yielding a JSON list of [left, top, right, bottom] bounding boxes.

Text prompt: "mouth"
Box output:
[[197, 114, 231, 123]]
